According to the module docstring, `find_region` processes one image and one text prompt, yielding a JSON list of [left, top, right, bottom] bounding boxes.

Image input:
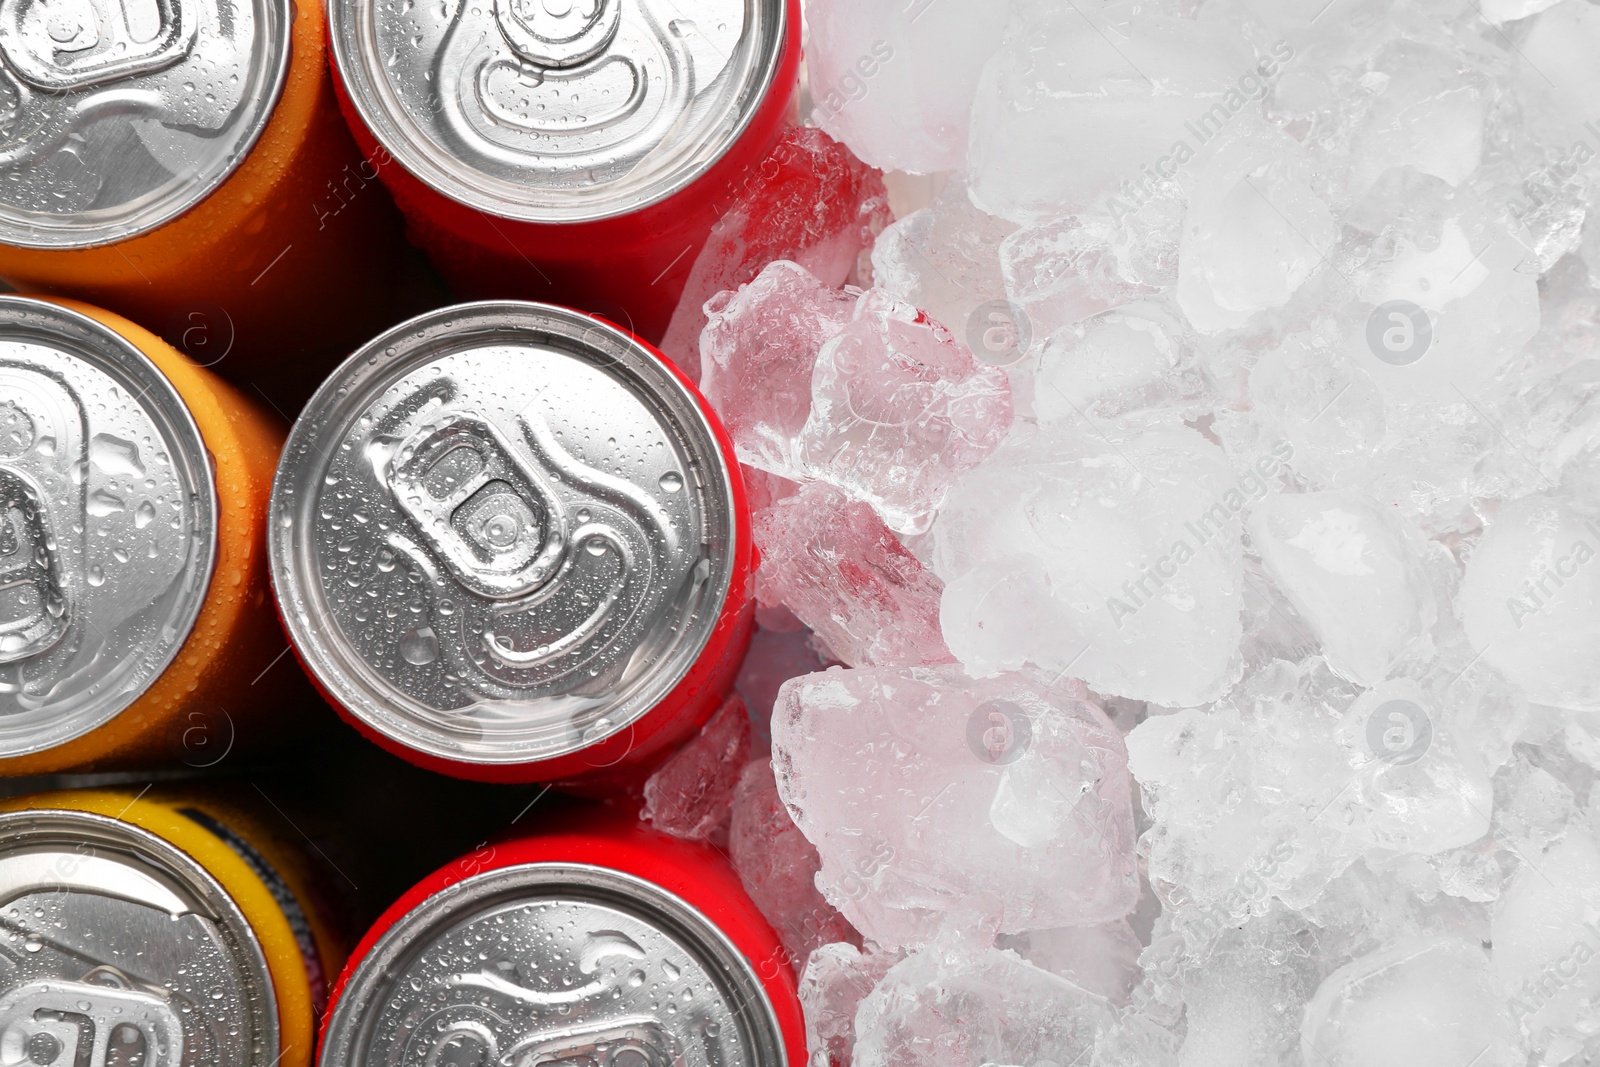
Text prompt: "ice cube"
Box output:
[[771, 665, 1138, 948], [1176, 122, 1338, 334], [1481, 0, 1564, 19], [805, 0, 1011, 174], [998, 205, 1181, 341], [1127, 662, 1493, 914], [1001, 919, 1143, 1006], [1518, 0, 1600, 147], [1346, 42, 1486, 196], [753, 481, 951, 668], [852, 943, 1114, 1067], [1175, 916, 1321, 1067], [699, 261, 858, 479], [1300, 937, 1523, 1067], [1336, 169, 1540, 403], [969, 4, 1255, 221], [661, 128, 889, 377], [1460, 494, 1600, 711], [1033, 299, 1209, 423], [728, 759, 858, 969], [798, 288, 1013, 534], [1247, 490, 1435, 686], [930, 421, 1244, 707], [1246, 332, 1387, 489], [798, 942, 899, 1067], [1491, 829, 1600, 1046], [639, 694, 750, 842], [870, 177, 1018, 366]]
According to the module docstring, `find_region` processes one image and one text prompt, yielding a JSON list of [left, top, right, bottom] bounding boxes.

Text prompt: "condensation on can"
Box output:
[[0, 0, 423, 395], [0, 789, 349, 1067], [317, 808, 804, 1067], [0, 295, 294, 775], [326, 0, 802, 342], [268, 301, 753, 784]]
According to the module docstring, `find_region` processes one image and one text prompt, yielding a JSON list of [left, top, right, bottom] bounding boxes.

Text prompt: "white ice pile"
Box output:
[[668, 0, 1600, 1062]]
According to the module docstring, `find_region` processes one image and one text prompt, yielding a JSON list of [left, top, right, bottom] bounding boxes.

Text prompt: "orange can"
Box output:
[[0, 788, 351, 1067], [0, 295, 294, 774], [0, 0, 422, 402]]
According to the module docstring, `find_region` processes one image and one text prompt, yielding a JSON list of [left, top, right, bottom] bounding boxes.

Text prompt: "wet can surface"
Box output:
[[318, 809, 803, 1066], [268, 302, 753, 784], [0, 295, 292, 774], [326, 0, 801, 342], [0, 0, 419, 393], [0, 789, 346, 1067]]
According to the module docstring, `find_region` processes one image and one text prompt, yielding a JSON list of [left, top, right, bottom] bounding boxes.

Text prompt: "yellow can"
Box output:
[[0, 788, 347, 1067]]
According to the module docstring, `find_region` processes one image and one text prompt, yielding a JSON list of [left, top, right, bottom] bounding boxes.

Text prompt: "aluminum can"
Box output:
[[0, 296, 292, 774], [317, 808, 804, 1066], [0, 0, 419, 394], [268, 302, 753, 784], [326, 0, 801, 342], [0, 788, 347, 1067]]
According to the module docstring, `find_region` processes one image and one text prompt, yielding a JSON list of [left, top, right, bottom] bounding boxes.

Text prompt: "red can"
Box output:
[[324, 0, 801, 342], [268, 302, 753, 784], [316, 808, 806, 1065]]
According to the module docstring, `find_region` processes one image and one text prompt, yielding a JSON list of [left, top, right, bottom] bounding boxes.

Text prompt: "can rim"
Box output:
[[268, 300, 739, 768], [0, 806, 282, 1062], [326, 0, 788, 224], [0, 296, 220, 757], [0, 0, 294, 250], [317, 860, 786, 1066]]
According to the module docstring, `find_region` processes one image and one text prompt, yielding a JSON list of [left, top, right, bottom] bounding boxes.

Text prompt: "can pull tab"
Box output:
[[494, 0, 619, 69], [505, 1019, 676, 1067], [0, 468, 69, 664], [0, 0, 197, 90], [417, 1015, 676, 1067], [388, 414, 567, 601], [0, 980, 183, 1067]]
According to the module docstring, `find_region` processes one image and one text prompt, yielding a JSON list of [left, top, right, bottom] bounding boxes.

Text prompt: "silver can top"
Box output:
[[269, 302, 738, 769], [328, 0, 787, 222], [0, 0, 291, 248], [318, 862, 784, 1067], [0, 807, 279, 1065], [0, 297, 217, 757]]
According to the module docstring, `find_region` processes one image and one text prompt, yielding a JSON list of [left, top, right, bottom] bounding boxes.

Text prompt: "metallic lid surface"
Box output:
[[0, 297, 218, 757], [269, 302, 737, 768], [328, 0, 786, 222], [0, 808, 279, 1064], [0, 0, 291, 248], [318, 863, 784, 1067]]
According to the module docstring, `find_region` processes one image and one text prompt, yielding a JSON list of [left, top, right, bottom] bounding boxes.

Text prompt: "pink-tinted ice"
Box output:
[[701, 262, 859, 478], [754, 481, 951, 668], [662, 127, 890, 378], [799, 290, 1014, 534], [640, 693, 751, 843], [772, 665, 1139, 949], [729, 758, 859, 972]]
